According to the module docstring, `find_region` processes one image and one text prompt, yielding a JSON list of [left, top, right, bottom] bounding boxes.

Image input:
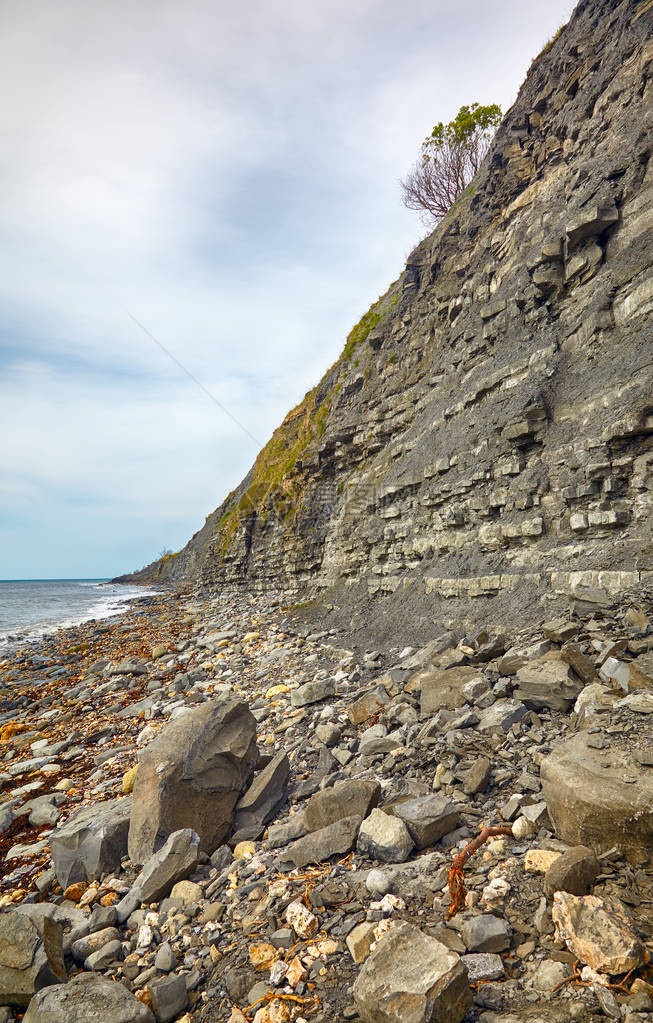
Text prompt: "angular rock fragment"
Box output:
[[132, 828, 200, 903], [420, 667, 480, 717], [234, 751, 289, 829], [461, 914, 512, 953], [290, 678, 335, 707], [304, 778, 380, 833], [552, 892, 644, 974], [0, 911, 65, 1007], [392, 795, 459, 850], [357, 809, 413, 863], [279, 815, 361, 869], [478, 699, 527, 733], [148, 973, 188, 1023], [515, 655, 583, 712], [50, 796, 132, 889], [544, 845, 599, 898], [23, 971, 155, 1022], [128, 698, 257, 862], [353, 922, 471, 1023], [347, 688, 389, 726]]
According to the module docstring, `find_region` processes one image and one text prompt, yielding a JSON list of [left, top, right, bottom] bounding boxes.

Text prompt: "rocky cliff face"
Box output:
[[122, 0, 653, 626]]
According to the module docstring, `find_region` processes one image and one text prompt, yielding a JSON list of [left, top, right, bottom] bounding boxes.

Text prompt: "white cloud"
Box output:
[[0, 0, 577, 576]]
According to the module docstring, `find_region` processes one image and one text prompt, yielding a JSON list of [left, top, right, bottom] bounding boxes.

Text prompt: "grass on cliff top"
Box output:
[[214, 280, 400, 552]]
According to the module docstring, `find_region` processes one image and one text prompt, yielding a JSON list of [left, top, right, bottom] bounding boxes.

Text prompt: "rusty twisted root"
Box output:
[[446, 825, 513, 920]]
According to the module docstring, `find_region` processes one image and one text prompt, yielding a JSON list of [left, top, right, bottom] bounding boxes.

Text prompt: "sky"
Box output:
[[0, 0, 577, 579]]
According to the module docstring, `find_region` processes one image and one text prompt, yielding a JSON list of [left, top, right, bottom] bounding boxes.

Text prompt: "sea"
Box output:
[[0, 579, 158, 654]]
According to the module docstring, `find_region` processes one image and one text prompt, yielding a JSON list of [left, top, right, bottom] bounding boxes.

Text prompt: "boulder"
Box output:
[[392, 795, 459, 850], [541, 732, 653, 857], [50, 797, 131, 889], [304, 779, 380, 833], [464, 756, 491, 795], [515, 654, 583, 712], [0, 911, 65, 1007], [544, 846, 600, 898], [353, 922, 471, 1023], [280, 815, 361, 869], [357, 809, 414, 863], [419, 667, 480, 717], [234, 751, 289, 829], [128, 698, 258, 863], [23, 972, 155, 1022], [132, 828, 200, 903], [552, 893, 644, 974]]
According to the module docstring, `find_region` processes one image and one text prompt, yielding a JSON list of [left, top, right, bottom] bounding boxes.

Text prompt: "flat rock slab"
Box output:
[[23, 972, 155, 1022], [552, 892, 644, 974], [279, 814, 362, 869], [419, 667, 480, 717], [234, 750, 289, 829], [304, 779, 380, 833], [128, 697, 258, 863], [49, 796, 131, 890], [290, 679, 335, 707], [353, 921, 471, 1023], [541, 731, 653, 857], [515, 654, 584, 711], [132, 828, 200, 903], [392, 795, 459, 850]]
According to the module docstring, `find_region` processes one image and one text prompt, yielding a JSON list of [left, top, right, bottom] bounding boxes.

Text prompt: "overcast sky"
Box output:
[[0, 0, 577, 579]]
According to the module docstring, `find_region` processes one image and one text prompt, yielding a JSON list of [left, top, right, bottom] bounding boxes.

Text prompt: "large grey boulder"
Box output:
[[23, 972, 154, 1022], [49, 797, 131, 889], [541, 732, 653, 858], [132, 829, 200, 904], [353, 922, 471, 1023], [128, 698, 258, 863], [304, 779, 380, 833], [234, 751, 289, 829], [0, 911, 65, 1007], [515, 655, 583, 712]]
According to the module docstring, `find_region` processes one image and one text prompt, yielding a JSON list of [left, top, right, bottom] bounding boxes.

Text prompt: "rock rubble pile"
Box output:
[[1, 583, 652, 1022]]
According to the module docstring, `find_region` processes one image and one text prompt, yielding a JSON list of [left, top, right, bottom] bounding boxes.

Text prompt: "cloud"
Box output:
[[0, 0, 577, 577]]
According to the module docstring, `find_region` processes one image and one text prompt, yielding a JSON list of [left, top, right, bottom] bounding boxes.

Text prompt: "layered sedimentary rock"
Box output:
[[120, 0, 653, 624]]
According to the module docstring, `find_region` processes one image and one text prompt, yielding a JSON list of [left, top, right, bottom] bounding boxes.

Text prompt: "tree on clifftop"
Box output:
[[401, 102, 502, 222]]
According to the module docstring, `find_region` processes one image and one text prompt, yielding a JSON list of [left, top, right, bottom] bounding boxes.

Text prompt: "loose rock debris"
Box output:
[[0, 585, 652, 1022]]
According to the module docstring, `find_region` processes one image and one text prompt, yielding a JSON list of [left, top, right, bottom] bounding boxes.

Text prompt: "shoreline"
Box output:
[[0, 583, 652, 1022]]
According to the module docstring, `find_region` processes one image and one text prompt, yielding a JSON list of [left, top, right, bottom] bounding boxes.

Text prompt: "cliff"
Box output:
[[118, 0, 653, 628]]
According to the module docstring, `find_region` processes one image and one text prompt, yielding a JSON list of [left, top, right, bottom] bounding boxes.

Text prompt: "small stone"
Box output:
[[461, 914, 512, 953], [148, 973, 188, 1023], [346, 922, 377, 963], [392, 795, 459, 850], [464, 757, 491, 795], [169, 880, 203, 903], [511, 815, 535, 840], [154, 943, 177, 973], [460, 953, 505, 982], [357, 809, 414, 863], [122, 765, 138, 795], [233, 840, 256, 859], [533, 959, 571, 992], [524, 849, 562, 874], [291, 679, 335, 707], [285, 901, 319, 940], [249, 942, 278, 971], [544, 845, 599, 898]]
